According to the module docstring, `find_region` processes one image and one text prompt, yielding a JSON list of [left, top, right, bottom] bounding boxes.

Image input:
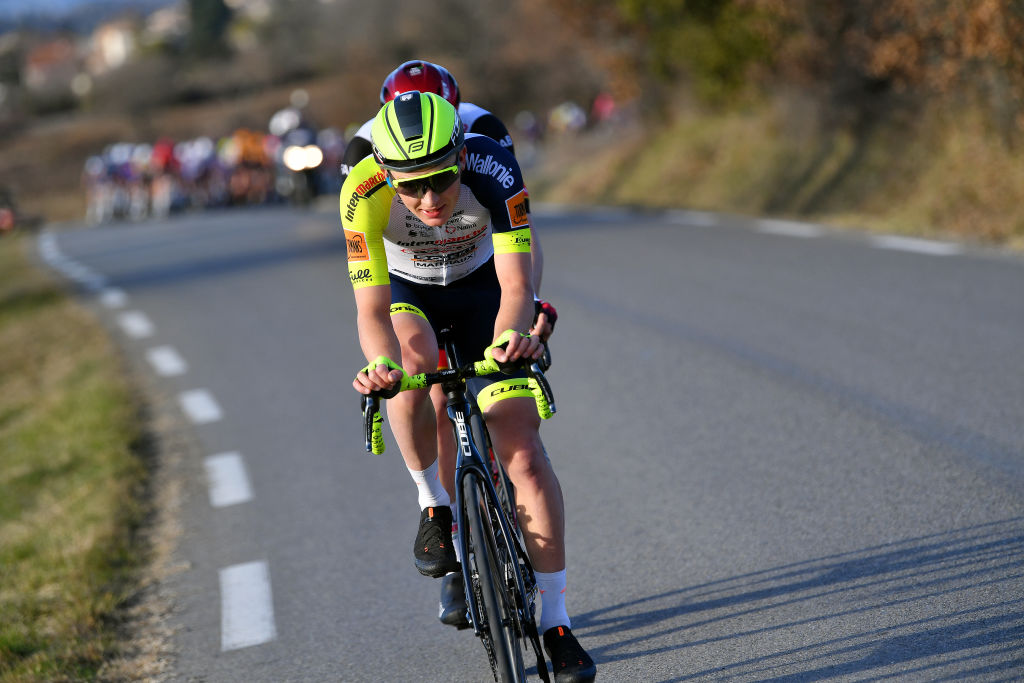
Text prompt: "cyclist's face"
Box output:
[[390, 149, 464, 226]]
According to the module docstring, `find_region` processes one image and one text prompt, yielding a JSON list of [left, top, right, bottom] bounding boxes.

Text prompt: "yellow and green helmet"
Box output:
[[371, 90, 465, 172]]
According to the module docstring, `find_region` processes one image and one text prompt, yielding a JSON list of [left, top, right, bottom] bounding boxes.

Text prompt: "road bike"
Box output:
[[360, 330, 554, 682]]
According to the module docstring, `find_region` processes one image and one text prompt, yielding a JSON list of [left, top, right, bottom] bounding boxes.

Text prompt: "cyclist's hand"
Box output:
[[489, 330, 543, 364], [353, 356, 404, 395], [530, 299, 557, 342], [530, 313, 553, 342]]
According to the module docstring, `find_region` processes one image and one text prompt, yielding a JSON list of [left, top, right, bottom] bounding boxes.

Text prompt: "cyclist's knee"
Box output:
[[503, 441, 551, 486]]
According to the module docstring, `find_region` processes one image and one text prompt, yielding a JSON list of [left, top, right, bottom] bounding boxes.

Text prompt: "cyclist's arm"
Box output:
[[492, 250, 542, 363], [342, 155, 403, 391], [530, 220, 543, 294], [352, 285, 404, 393], [465, 111, 540, 290]]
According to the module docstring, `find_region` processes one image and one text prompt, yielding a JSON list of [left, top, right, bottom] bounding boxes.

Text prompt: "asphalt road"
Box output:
[[39, 203, 1024, 681]]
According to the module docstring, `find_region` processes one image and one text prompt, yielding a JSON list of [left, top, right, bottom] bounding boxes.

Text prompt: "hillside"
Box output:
[[530, 98, 1024, 250]]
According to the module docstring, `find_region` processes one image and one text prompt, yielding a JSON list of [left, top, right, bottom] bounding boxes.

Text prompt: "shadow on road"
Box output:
[[575, 518, 1024, 681]]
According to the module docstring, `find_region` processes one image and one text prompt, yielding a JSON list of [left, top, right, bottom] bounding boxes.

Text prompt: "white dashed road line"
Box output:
[[117, 311, 156, 339], [146, 345, 188, 377], [100, 288, 128, 309], [868, 235, 964, 256], [219, 561, 277, 651], [38, 232, 281, 657], [179, 389, 223, 424], [204, 453, 254, 508]]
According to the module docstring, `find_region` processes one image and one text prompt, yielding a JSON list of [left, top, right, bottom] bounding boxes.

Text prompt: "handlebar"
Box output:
[[360, 351, 555, 455]]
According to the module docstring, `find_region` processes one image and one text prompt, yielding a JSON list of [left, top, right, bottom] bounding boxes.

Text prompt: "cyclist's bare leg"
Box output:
[[484, 396, 565, 573], [387, 313, 441, 471], [431, 385, 457, 501]]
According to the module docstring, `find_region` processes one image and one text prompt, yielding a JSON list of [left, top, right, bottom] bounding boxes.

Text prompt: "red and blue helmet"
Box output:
[[380, 60, 460, 108]]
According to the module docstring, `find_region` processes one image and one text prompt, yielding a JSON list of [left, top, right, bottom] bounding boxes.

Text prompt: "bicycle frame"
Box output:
[[438, 339, 533, 645]]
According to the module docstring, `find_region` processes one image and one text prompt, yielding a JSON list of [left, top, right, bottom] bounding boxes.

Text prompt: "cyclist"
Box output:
[[341, 59, 547, 311], [344, 59, 557, 630], [345, 91, 595, 683], [339, 60, 515, 186]]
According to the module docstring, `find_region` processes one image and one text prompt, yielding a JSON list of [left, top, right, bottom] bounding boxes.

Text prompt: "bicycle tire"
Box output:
[[464, 471, 527, 682]]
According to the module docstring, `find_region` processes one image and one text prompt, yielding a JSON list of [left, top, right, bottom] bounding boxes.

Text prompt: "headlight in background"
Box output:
[[282, 145, 324, 172]]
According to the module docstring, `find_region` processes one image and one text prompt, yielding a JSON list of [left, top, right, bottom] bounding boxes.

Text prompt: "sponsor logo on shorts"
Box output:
[[487, 383, 530, 398]]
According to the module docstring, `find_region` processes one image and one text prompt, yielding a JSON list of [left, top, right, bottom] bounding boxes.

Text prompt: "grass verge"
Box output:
[[0, 233, 148, 682]]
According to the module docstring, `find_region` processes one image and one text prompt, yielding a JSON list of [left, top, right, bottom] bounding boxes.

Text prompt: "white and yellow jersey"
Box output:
[[341, 134, 531, 289]]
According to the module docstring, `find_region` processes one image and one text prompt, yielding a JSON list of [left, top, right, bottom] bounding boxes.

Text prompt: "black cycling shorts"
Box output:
[[389, 260, 532, 410]]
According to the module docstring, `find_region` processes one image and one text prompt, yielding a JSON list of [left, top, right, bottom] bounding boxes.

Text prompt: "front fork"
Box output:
[[447, 397, 488, 636], [447, 397, 536, 637]]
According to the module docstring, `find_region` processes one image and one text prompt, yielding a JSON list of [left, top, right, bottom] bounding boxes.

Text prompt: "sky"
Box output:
[[0, 0, 169, 19]]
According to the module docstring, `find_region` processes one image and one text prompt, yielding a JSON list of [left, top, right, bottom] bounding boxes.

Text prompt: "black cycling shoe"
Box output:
[[438, 572, 471, 629], [543, 626, 597, 683], [413, 506, 459, 578]]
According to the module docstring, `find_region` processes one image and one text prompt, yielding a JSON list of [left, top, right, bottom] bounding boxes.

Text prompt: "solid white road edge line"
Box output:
[[146, 345, 188, 377], [869, 235, 964, 256], [178, 389, 223, 424], [219, 561, 277, 651], [204, 452, 253, 508], [757, 219, 824, 238]]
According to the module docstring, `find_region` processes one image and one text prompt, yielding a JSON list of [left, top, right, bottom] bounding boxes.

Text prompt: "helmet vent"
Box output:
[[394, 92, 424, 141]]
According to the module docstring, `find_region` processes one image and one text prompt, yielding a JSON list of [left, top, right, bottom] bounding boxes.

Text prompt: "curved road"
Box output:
[[39, 203, 1024, 681]]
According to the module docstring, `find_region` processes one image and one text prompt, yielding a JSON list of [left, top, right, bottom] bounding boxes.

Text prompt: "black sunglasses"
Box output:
[[388, 164, 461, 197]]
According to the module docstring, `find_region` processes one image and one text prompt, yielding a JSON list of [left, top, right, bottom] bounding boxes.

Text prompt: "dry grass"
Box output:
[[0, 235, 148, 681], [530, 98, 1024, 249]]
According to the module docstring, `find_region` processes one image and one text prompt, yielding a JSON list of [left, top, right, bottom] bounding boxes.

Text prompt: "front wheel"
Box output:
[[464, 471, 526, 682]]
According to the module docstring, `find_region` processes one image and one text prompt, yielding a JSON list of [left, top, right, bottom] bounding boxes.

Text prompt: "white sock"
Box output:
[[407, 459, 450, 508], [535, 569, 570, 633]]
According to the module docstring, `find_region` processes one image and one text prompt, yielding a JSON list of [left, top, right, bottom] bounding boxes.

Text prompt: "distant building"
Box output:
[[143, 5, 188, 48], [0, 32, 21, 84], [225, 0, 273, 23], [22, 37, 77, 92]]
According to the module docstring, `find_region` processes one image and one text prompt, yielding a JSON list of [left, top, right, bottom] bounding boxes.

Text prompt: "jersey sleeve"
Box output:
[[462, 136, 531, 256], [339, 156, 393, 289], [491, 186, 531, 255]]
